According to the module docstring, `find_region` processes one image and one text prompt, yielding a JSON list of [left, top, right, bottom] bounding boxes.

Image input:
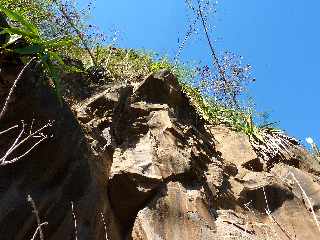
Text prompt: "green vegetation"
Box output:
[[2, 0, 104, 65], [181, 82, 270, 141], [0, 0, 299, 161], [1, 0, 51, 26], [0, 5, 75, 99], [0, 2, 268, 133], [84, 47, 196, 83]]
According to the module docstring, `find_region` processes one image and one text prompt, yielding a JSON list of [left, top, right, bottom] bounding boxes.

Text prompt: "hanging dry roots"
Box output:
[[250, 128, 299, 162]]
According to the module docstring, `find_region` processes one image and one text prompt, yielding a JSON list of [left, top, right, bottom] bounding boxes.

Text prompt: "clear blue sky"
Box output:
[[80, 0, 320, 144]]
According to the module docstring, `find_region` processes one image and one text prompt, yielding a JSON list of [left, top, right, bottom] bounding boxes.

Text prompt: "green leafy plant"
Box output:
[[0, 0, 299, 162], [2, 0, 104, 66], [0, 6, 74, 99], [180, 79, 299, 161], [79, 47, 195, 84]]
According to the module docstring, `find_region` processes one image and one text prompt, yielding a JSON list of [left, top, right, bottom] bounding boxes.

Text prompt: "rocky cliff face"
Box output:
[[1, 60, 320, 240]]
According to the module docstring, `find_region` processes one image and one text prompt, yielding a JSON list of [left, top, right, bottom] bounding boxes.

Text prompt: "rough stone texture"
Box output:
[[1, 58, 320, 240], [131, 181, 216, 240], [0, 58, 121, 240], [209, 125, 259, 167]]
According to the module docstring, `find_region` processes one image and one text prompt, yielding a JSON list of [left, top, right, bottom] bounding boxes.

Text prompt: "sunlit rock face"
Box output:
[[1, 57, 320, 240]]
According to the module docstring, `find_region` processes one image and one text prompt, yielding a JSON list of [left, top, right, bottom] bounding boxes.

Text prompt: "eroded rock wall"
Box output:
[[1, 61, 320, 240], [74, 70, 320, 239], [0, 58, 121, 240]]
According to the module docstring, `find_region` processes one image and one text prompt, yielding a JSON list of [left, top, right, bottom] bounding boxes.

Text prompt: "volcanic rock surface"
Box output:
[[1, 60, 320, 240]]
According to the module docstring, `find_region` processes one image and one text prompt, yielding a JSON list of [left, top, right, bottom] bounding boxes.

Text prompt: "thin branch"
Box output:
[[0, 120, 53, 166], [244, 200, 273, 240], [27, 194, 45, 240], [0, 124, 19, 135], [52, 0, 97, 67], [262, 186, 294, 240], [0, 57, 36, 120], [174, 13, 200, 61], [2, 120, 26, 161], [29, 118, 35, 135], [71, 201, 78, 240], [100, 212, 109, 240], [196, 0, 226, 82], [289, 172, 320, 233], [7, 121, 53, 155], [31, 222, 48, 240], [2, 136, 48, 166]]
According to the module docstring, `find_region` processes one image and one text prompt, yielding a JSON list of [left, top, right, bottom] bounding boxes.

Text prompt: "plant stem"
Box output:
[[53, 0, 97, 67], [196, 0, 226, 82], [0, 57, 36, 120]]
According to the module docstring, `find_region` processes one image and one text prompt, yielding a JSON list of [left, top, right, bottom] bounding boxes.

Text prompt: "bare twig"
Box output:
[[311, 142, 320, 157], [262, 186, 295, 240], [0, 124, 19, 135], [27, 194, 45, 240], [100, 212, 109, 240], [52, 0, 96, 67], [196, 0, 227, 84], [175, 13, 200, 61], [288, 172, 320, 233], [71, 201, 78, 240], [0, 120, 54, 166], [244, 200, 273, 240], [31, 222, 48, 240], [0, 57, 36, 120]]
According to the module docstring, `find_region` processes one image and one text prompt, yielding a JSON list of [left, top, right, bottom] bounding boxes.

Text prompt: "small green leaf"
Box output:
[[48, 51, 64, 65], [63, 65, 84, 73], [0, 6, 39, 35], [45, 38, 74, 50], [44, 61, 62, 104], [14, 44, 43, 55], [0, 31, 22, 48], [1, 27, 38, 39]]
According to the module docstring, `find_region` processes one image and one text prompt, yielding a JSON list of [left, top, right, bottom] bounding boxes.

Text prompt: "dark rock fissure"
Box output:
[[239, 184, 295, 213]]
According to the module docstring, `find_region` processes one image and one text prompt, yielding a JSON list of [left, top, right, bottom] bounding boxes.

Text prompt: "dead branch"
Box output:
[[0, 57, 36, 120], [262, 186, 295, 240], [0, 124, 19, 135], [28, 194, 46, 240], [71, 201, 78, 240], [31, 222, 48, 240], [196, 0, 225, 79], [0, 120, 54, 167], [288, 172, 320, 233], [52, 0, 97, 67], [100, 212, 109, 240]]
